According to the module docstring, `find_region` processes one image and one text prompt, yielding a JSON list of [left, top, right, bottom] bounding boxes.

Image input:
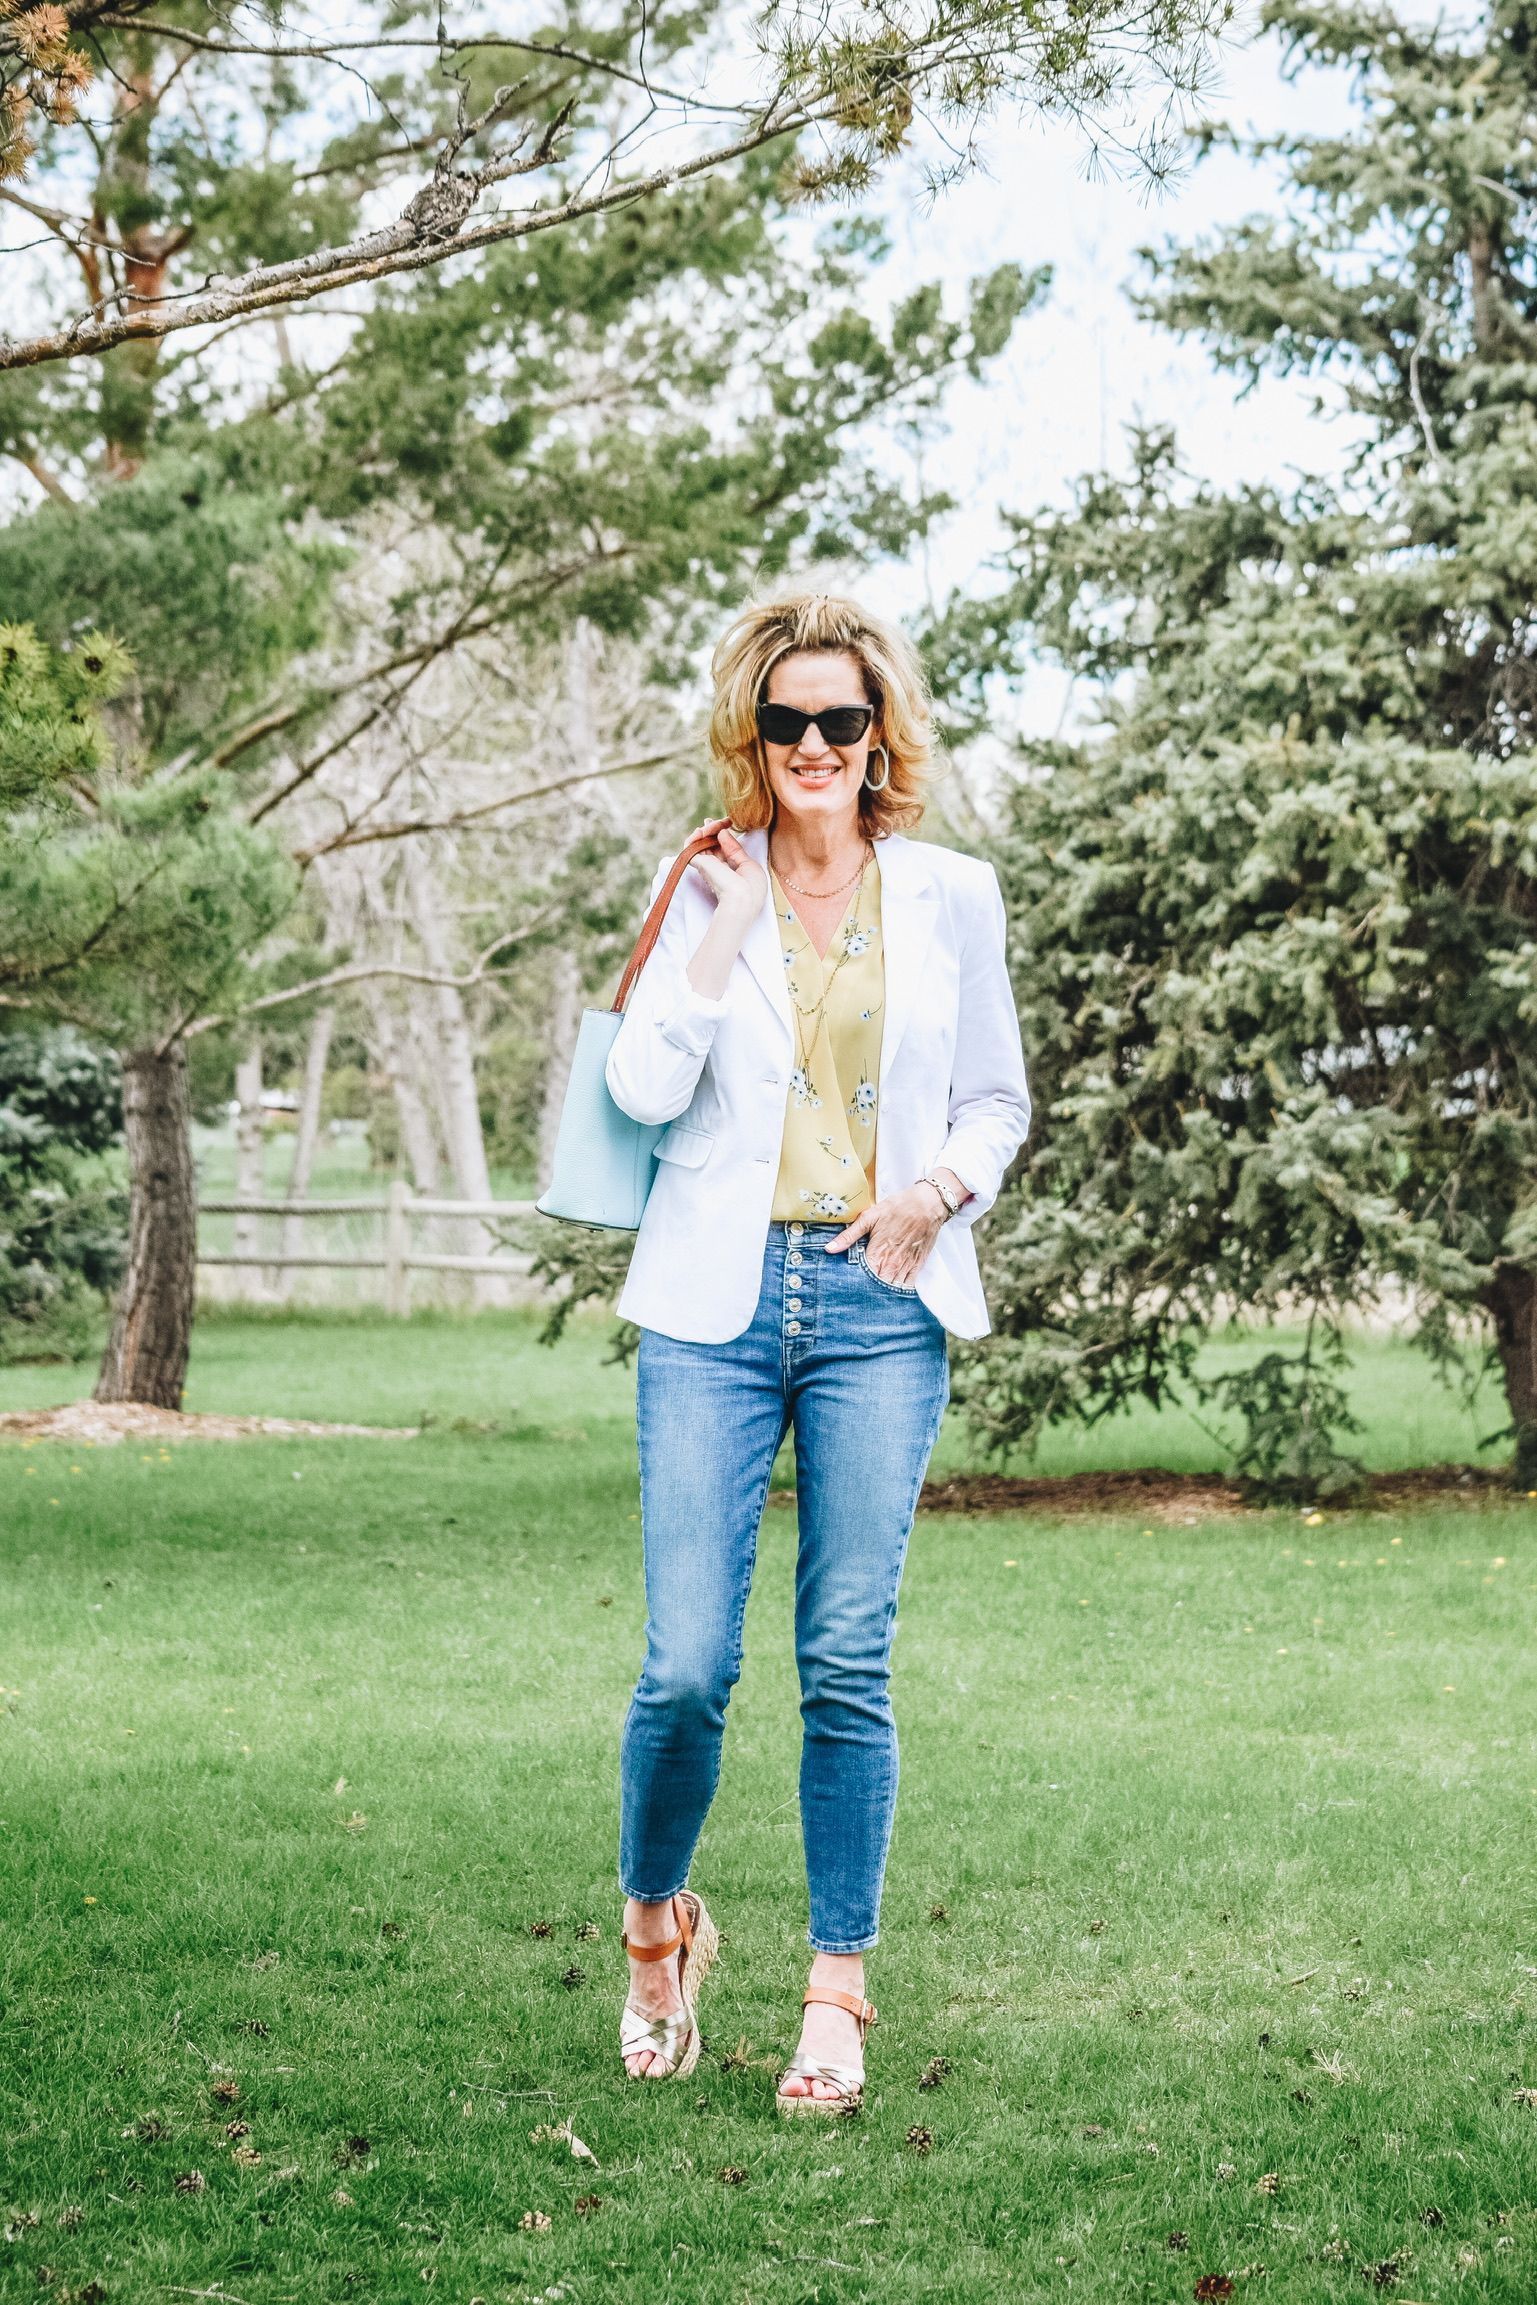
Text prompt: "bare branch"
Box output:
[[292, 741, 699, 862], [249, 658, 441, 824], [207, 627, 488, 773], [230, 550, 609, 808], [245, 549, 532, 821], [9, 449, 76, 504], [88, 17, 727, 112], [208, 564, 547, 777], [179, 913, 562, 1040], [0, 184, 106, 302]]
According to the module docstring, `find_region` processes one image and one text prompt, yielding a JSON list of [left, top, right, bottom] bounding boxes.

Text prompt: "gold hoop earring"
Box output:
[[864, 744, 891, 793]]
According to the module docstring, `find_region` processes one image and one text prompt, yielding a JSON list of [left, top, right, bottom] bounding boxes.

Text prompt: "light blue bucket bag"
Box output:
[[535, 819, 731, 1231]]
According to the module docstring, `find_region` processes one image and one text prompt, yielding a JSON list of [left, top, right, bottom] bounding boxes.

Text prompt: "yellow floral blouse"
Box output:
[[769, 852, 884, 1223]]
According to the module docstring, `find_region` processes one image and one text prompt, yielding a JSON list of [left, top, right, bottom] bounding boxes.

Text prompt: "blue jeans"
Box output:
[[619, 1221, 951, 1953]]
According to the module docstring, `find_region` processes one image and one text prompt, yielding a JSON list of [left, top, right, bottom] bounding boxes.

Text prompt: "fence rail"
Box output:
[[197, 1180, 543, 1311]]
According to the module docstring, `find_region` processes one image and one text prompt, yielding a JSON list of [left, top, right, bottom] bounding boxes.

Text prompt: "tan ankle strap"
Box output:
[[802, 1985, 877, 2025], [621, 1891, 695, 1962], [622, 1928, 682, 1961]]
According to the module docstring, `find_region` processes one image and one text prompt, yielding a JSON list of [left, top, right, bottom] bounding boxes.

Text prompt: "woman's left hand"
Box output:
[[825, 1183, 948, 1287]]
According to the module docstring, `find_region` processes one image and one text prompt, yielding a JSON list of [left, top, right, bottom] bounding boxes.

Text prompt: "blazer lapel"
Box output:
[[737, 825, 794, 1045], [875, 832, 940, 1090]]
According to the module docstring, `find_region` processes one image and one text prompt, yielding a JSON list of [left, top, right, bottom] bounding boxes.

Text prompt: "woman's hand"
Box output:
[[826, 1183, 949, 1287], [690, 824, 766, 925]]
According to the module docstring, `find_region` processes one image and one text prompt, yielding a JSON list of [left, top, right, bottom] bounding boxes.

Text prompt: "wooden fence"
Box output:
[[196, 1182, 543, 1311]]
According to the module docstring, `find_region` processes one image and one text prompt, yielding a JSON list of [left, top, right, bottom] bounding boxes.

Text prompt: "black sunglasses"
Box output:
[[756, 701, 875, 748]]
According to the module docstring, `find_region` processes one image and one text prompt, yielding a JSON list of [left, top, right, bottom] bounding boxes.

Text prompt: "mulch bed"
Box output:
[[0, 1402, 417, 1446], [769, 1463, 1526, 1522], [0, 1407, 1525, 1519]]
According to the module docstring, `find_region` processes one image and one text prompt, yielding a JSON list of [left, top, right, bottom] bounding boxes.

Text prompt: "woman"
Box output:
[[604, 590, 1031, 2112]]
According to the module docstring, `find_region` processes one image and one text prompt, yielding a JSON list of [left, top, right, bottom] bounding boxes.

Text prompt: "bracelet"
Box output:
[[920, 1171, 961, 1219]]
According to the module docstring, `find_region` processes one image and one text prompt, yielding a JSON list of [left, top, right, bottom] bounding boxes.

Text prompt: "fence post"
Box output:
[[385, 1177, 410, 1316]]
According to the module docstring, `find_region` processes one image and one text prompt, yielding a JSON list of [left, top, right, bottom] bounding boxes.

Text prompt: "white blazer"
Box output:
[[604, 825, 1032, 1343]]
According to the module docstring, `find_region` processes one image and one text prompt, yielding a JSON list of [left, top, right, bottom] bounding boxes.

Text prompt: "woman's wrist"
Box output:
[[920, 1169, 969, 1220], [686, 901, 756, 999]]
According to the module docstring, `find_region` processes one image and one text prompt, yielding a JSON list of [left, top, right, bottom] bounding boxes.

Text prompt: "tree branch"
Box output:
[[291, 742, 699, 862], [0, 184, 105, 303], [245, 555, 530, 823], [0, 113, 807, 371], [202, 555, 547, 779], [9, 449, 76, 504], [88, 18, 725, 111], [0, 851, 177, 991], [206, 627, 486, 774], [247, 661, 439, 824], [239, 549, 610, 815], [179, 914, 561, 1040]]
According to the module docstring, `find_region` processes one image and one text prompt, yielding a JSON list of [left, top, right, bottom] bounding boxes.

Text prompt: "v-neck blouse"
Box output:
[[768, 851, 885, 1224]]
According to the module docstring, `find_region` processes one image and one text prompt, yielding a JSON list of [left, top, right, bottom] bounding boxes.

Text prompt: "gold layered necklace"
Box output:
[[772, 842, 871, 899], [777, 854, 873, 1077]]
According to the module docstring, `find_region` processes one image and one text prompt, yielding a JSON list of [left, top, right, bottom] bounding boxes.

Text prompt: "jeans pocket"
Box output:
[[851, 1239, 919, 1297]]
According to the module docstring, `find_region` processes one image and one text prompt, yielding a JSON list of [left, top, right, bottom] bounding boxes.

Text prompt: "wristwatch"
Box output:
[[920, 1170, 962, 1219]]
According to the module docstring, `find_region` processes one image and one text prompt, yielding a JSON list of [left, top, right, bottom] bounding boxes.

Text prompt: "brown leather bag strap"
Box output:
[[610, 815, 735, 1014]]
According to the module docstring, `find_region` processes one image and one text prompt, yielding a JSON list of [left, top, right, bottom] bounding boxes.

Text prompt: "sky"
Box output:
[[850, 5, 1368, 668]]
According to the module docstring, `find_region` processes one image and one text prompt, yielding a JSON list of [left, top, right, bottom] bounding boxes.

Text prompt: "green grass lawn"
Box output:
[[0, 1306, 1514, 1481], [0, 1318, 1533, 2304]]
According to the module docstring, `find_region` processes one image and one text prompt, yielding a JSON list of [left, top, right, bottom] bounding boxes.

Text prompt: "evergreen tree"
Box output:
[[1, 622, 296, 1404], [0, 1023, 125, 1363], [0, 10, 1047, 1403], [936, 0, 1537, 1495], [0, 629, 135, 1361]]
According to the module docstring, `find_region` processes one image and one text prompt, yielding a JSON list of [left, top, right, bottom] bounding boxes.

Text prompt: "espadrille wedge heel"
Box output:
[[618, 1890, 718, 2081]]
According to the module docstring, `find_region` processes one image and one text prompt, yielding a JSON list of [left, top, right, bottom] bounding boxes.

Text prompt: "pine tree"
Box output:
[[936, 0, 1537, 1495]]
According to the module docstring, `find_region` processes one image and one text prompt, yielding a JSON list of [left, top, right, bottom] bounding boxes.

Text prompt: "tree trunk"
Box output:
[[281, 1004, 333, 1298], [233, 1036, 265, 1289], [364, 984, 443, 1192], [407, 848, 496, 1299], [538, 946, 582, 1183], [429, 979, 493, 1209], [95, 1043, 197, 1409], [1486, 1261, 1537, 1488], [408, 851, 493, 1202]]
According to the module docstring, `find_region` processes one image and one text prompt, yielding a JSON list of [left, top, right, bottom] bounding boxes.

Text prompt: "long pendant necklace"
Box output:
[[781, 859, 870, 1074]]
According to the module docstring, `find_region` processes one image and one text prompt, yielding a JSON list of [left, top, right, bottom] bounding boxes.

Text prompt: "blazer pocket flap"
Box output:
[[653, 1122, 714, 1168]]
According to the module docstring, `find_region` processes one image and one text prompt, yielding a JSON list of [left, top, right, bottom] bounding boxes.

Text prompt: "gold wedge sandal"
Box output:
[[618, 1889, 718, 2081], [775, 1984, 878, 2116]]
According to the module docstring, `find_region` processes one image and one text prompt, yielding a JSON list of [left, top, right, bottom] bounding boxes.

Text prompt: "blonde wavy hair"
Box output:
[[708, 589, 933, 835]]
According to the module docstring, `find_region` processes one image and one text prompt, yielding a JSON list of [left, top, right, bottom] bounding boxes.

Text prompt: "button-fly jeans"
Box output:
[[619, 1221, 951, 1952]]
